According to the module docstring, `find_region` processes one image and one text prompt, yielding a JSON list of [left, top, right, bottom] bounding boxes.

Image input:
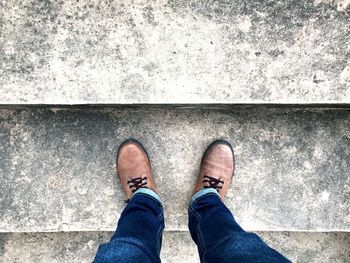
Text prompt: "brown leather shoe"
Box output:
[[193, 140, 235, 199], [117, 139, 158, 200]]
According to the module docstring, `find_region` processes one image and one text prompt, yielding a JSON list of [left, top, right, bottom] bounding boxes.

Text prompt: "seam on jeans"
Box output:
[[116, 211, 127, 228], [196, 218, 207, 263], [189, 206, 207, 263], [157, 211, 164, 221], [156, 222, 164, 256]]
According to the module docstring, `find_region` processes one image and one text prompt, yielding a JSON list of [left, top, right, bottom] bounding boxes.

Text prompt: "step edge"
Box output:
[[1, 103, 350, 110], [1, 228, 350, 233]]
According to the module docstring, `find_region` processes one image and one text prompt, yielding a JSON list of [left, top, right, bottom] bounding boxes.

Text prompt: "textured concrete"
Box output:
[[0, 231, 349, 263], [0, 0, 349, 104], [0, 106, 349, 232]]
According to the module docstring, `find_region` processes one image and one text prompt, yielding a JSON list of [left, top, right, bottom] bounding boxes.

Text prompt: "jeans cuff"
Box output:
[[191, 188, 220, 205], [132, 188, 162, 204]]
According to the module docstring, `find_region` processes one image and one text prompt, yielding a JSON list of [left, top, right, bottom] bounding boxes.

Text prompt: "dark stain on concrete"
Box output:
[[0, 0, 62, 76], [0, 234, 9, 257], [143, 5, 158, 25]]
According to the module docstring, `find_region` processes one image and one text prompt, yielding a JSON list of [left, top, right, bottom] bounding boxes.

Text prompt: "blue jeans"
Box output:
[[93, 188, 291, 263]]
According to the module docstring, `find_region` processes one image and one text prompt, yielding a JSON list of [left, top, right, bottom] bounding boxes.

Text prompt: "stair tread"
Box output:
[[0, 107, 349, 232], [1, 1, 350, 105]]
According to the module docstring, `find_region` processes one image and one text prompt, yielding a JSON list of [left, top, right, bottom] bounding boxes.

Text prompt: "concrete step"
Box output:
[[0, 231, 349, 263], [0, 106, 349, 232], [1, 0, 349, 105]]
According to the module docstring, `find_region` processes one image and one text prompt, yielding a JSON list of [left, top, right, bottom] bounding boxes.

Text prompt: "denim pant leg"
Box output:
[[188, 189, 291, 263], [93, 189, 164, 263]]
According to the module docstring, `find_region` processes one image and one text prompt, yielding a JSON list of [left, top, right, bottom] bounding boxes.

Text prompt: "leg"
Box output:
[[94, 139, 163, 263], [189, 189, 290, 263], [94, 189, 164, 263], [190, 140, 290, 263]]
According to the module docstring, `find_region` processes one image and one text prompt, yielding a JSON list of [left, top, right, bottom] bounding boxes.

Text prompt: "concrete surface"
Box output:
[[0, 106, 349, 232], [0, 0, 349, 104], [0, 231, 349, 263]]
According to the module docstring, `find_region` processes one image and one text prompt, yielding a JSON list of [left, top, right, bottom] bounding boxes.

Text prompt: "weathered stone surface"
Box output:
[[0, 231, 349, 263], [0, 106, 349, 232], [0, 0, 349, 104]]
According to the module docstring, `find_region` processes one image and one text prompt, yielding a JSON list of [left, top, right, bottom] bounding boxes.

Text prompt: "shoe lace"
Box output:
[[203, 175, 224, 191], [127, 177, 148, 193]]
